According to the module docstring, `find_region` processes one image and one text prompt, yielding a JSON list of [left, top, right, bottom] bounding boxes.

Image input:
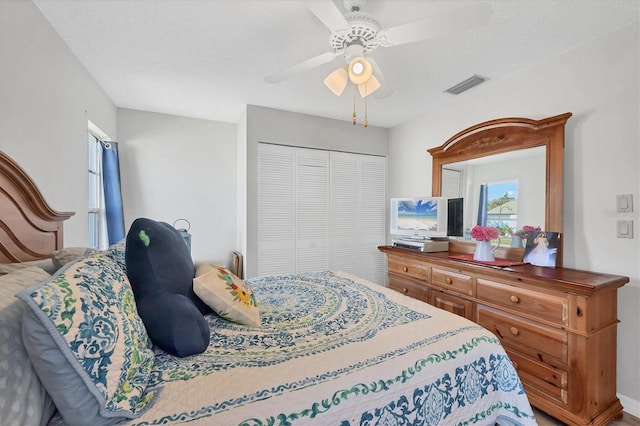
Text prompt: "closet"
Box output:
[[257, 143, 386, 283]]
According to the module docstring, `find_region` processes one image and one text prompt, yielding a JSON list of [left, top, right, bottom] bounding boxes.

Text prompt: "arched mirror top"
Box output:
[[428, 112, 572, 265]]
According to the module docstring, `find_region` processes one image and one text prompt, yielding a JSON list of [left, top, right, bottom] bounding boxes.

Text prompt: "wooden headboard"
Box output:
[[0, 150, 74, 263]]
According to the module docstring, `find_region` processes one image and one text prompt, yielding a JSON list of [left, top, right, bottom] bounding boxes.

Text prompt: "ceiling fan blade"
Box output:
[[377, 2, 493, 47], [308, 0, 349, 32], [368, 57, 393, 99], [265, 51, 342, 83]]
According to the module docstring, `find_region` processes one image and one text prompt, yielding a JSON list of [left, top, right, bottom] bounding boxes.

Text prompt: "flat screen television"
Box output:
[[390, 197, 448, 239], [447, 197, 464, 237]]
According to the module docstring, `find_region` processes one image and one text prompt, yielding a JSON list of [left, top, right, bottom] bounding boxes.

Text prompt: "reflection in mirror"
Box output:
[[440, 146, 546, 244]]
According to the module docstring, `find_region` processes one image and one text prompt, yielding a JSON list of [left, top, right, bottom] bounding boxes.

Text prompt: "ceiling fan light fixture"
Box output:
[[348, 56, 373, 84], [324, 67, 349, 96], [358, 74, 380, 97]]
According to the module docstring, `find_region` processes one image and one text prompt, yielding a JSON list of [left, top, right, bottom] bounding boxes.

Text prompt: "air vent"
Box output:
[[445, 74, 487, 95]]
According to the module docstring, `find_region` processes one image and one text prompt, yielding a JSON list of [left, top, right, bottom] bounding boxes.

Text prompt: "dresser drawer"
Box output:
[[431, 267, 473, 296], [388, 275, 429, 303], [478, 306, 568, 364], [389, 259, 428, 281], [477, 278, 568, 326], [506, 349, 568, 405], [429, 289, 474, 320]]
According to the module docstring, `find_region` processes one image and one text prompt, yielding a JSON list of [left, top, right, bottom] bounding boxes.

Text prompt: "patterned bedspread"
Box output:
[[54, 271, 537, 425]]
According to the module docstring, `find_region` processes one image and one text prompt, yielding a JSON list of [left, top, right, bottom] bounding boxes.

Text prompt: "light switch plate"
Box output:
[[616, 220, 633, 238], [616, 194, 633, 213]]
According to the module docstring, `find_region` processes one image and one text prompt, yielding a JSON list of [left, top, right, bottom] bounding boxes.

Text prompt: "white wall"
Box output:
[[0, 0, 117, 246], [117, 108, 237, 264], [389, 23, 640, 414], [243, 105, 389, 278], [236, 107, 248, 273]]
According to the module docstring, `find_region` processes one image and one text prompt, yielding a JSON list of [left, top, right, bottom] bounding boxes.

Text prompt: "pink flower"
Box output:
[[514, 225, 542, 237], [471, 225, 500, 241]]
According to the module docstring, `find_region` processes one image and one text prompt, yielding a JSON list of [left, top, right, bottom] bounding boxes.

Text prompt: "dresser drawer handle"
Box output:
[[510, 295, 520, 303], [510, 327, 519, 336], [403, 266, 408, 272], [445, 278, 453, 285], [402, 287, 408, 294]]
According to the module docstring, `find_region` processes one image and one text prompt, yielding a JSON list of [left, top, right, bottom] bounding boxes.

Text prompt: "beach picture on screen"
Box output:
[[523, 231, 560, 267], [397, 199, 440, 231]]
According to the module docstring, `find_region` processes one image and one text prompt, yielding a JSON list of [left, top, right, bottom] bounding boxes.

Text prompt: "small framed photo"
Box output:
[[523, 231, 560, 267]]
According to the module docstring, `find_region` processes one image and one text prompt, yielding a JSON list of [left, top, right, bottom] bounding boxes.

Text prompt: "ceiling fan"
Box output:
[[265, 0, 493, 99]]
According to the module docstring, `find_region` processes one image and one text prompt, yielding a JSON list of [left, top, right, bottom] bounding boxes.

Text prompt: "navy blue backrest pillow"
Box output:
[[125, 217, 210, 357]]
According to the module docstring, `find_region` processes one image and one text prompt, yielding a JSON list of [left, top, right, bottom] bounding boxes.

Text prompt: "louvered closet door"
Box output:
[[329, 152, 359, 275], [258, 144, 384, 281], [257, 144, 296, 276], [295, 148, 330, 273], [257, 144, 329, 276], [357, 154, 386, 284], [330, 151, 386, 284]]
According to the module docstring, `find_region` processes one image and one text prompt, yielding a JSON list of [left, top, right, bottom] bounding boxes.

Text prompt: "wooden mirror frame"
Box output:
[[428, 112, 572, 266]]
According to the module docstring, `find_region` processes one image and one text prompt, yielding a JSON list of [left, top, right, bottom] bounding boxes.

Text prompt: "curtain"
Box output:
[[100, 141, 125, 245]]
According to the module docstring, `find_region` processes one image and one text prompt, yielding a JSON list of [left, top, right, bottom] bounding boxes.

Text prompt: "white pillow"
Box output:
[[193, 263, 261, 327]]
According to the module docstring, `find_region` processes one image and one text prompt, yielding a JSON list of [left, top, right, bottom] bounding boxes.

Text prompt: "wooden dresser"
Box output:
[[379, 245, 629, 426]]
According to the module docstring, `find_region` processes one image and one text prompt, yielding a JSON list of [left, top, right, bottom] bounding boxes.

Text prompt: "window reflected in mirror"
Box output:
[[487, 180, 518, 244]]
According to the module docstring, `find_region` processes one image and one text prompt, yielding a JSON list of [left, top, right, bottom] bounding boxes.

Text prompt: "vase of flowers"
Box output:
[[510, 234, 523, 248], [471, 225, 500, 261], [511, 225, 542, 248]]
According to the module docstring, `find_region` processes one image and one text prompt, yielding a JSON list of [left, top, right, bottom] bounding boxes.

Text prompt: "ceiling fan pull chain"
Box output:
[[352, 85, 357, 125], [364, 81, 368, 127]]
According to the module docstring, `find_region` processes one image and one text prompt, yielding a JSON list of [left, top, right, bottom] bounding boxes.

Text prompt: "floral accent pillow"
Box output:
[[193, 263, 261, 327], [17, 250, 157, 424]]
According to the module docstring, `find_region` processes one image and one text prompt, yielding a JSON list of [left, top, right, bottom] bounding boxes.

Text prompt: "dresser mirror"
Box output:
[[441, 146, 546, 240], [428, 113, 572, 266]]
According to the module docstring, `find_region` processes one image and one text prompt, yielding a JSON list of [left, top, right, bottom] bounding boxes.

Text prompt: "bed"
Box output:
[[0, 149, 536, 426]]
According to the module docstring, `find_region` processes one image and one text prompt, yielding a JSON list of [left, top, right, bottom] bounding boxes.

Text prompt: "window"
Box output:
[[486, 180, 518, 235], [87, 121, 110, 249], [88, 133, 101, 248]]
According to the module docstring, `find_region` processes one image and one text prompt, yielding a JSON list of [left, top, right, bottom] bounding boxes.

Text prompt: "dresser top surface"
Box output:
[[379, 246, 629, 295]]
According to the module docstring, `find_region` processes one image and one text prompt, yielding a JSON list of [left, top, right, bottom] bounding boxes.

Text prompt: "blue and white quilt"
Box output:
[[111, 271, 536, 425]]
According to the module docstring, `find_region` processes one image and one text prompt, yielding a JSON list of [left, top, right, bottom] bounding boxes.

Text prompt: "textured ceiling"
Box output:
[[34, 0, 639, 128]]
